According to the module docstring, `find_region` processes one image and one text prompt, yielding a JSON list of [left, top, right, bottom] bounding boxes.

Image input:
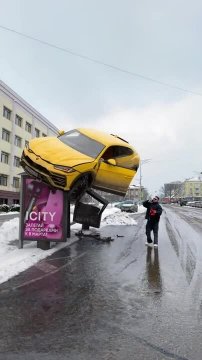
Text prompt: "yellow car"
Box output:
[[20, 128, 140, 199]]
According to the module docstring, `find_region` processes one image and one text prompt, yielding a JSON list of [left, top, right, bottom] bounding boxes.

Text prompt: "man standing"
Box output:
[[143, 196, 162, 247]]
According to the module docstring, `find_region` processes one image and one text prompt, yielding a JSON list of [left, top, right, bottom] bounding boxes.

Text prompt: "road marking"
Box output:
[[36, 261, 58, 273], [0, 252, 87, 293]]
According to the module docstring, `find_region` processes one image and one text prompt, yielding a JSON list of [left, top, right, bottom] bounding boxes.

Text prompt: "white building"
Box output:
[[0, 80, 58, 205], [183, 177, 202, 200], [127, 184, 140, 200]]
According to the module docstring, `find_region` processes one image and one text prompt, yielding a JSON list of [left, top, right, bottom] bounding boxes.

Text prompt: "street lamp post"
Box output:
[[139, 159, 151, 202]]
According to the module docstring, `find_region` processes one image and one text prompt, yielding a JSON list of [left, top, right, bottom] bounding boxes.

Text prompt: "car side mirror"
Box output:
[[106, 158, 116, 166], [58, 130, 65, 136]]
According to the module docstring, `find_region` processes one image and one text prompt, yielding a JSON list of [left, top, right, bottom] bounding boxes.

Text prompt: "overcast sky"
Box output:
[[0, 0, 202, 195]]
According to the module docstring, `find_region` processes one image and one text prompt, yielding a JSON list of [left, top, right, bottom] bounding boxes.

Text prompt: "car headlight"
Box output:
[[54, 165, 76, 173], [26, 144, 34, 153]]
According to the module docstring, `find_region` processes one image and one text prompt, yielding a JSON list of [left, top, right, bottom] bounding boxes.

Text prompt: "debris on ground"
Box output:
[[75, 230, 114, 242]]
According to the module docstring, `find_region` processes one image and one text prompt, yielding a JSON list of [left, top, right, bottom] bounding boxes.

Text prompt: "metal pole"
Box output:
[[18, 173, 24, 248], [66, 192, 71, 238], [139, 158, 152, 203], [139, 162, 142, 202]]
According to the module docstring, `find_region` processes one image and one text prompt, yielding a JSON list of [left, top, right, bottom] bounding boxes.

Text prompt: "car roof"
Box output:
[[77, 128, 133, 148]]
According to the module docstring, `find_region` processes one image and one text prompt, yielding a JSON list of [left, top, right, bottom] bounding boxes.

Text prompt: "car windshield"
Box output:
[[59, 130, 105, 158]]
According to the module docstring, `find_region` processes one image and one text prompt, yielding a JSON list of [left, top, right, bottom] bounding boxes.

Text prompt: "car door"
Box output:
[[94, 160, 135, 195]]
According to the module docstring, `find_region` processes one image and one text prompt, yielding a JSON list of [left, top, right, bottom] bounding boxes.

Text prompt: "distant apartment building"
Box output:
[[182, 177, 202, 200], [127, 184, 140, 200], [0, 80, 58, 205], [163, 178, 202, 201]]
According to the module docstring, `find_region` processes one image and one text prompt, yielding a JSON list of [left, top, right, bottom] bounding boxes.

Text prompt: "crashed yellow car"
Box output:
[[20, 128, 140, 199]]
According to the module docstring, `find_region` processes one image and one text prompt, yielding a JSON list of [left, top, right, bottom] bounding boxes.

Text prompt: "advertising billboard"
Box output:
[[20, 175, 68, 244]]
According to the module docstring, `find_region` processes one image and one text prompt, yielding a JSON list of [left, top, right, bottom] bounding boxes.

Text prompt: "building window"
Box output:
[[0, 174, 8, 186], [14, 156, 21, 167], [13, 177, 20, 188], [42, 133, 47, 137], [0, 198, 8, 205], [14, 135, 22, 148], [25, 122, 32, 133], [1, 151, 9, 164], [35, 128, 40, 137], [3, 106, 12, 120], [13, 199, 20, 204], [2, 128, 10, 142], [15, 114, 23, 127]]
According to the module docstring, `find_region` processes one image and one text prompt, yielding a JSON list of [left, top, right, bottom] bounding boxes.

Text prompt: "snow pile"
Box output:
[[0, 217, 19, 254], [102, 211, 137, 225], [138, 205, 147, 213]]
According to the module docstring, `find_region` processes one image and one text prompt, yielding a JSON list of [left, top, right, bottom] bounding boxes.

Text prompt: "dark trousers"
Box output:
[[146, 220, 159, 244]]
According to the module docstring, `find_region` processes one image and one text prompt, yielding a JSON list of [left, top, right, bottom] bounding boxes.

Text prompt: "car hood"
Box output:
[[28, 137, 94, 166]]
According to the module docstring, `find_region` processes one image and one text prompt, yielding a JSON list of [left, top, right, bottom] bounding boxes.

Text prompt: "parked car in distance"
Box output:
[[115, 200, 138, 213], [194, 201, 202, 208], [186, 201, 196, 207], [186, 201, 202, 208], [179, 199, 187, 206], [20, 128, 140, 200]]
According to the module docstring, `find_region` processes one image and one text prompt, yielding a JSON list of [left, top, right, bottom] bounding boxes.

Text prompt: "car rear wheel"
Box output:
[[70, 175, 90, 202]]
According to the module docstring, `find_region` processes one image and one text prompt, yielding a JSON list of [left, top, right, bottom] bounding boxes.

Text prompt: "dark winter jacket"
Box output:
[[142, 200, 162, 222]]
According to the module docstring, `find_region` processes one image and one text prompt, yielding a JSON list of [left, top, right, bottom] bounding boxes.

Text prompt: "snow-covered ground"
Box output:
[[0, 205, 145, 285]]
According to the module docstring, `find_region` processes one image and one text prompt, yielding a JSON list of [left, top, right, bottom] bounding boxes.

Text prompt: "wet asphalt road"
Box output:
[[0, 206, 202, 360]]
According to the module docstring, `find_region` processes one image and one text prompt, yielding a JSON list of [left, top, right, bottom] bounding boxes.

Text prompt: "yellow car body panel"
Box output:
[[21, 128, 140, 196], [95, 161, 135, 193], [26, 136, 95, 166]]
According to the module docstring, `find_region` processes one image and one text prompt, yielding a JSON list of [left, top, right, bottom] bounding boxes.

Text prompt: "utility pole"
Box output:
[[139, 159, 151, 203], [139, 162, 142, 202]]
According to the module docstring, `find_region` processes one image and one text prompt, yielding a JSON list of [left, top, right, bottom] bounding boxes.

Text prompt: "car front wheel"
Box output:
[[69, 175, 90, 202]]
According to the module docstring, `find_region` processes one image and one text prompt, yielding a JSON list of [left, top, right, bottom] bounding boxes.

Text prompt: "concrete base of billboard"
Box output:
[[37, 240, 50, 250]]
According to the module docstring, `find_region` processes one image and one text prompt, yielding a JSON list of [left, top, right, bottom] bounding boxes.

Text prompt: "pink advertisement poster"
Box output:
[[21, 176, 67, 242]]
